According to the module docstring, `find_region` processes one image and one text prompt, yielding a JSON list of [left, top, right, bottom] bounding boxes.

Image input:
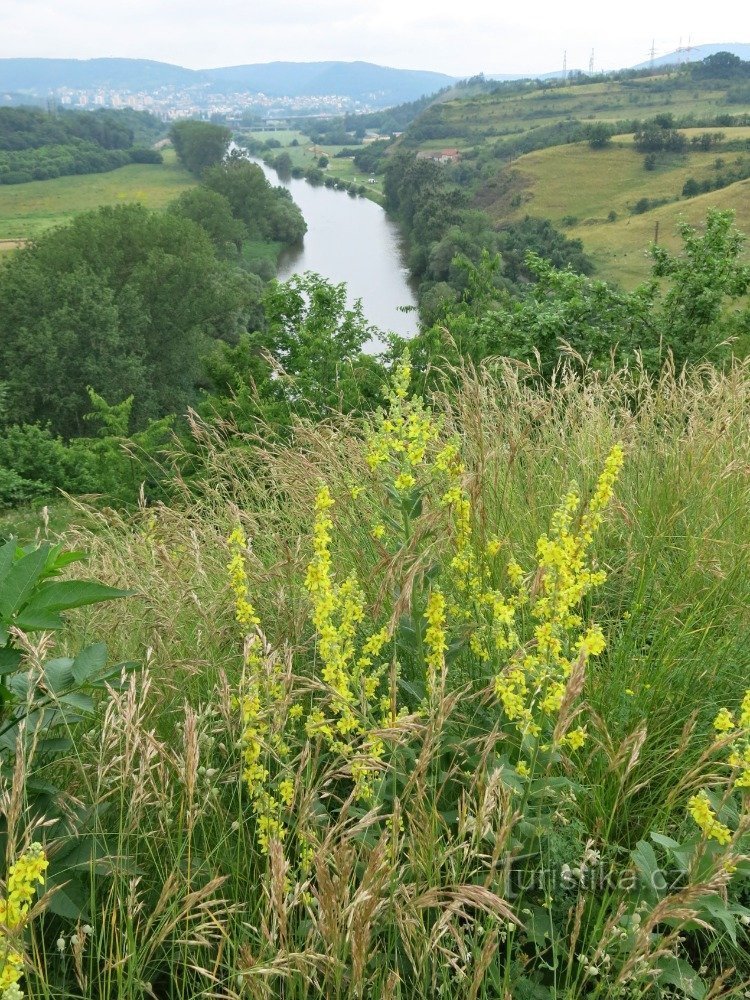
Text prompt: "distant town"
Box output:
[[23, 85, 390, 120]]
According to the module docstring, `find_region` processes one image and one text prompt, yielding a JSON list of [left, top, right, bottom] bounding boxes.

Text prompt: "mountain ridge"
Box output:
[[0, 57, 456, 106]]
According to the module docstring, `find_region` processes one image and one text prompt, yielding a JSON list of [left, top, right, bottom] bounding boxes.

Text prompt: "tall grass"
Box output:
[[8, 358, 750, 999]]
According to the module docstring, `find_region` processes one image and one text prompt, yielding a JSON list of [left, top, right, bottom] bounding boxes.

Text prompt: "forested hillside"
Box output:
[[0, 106, 165, 183]]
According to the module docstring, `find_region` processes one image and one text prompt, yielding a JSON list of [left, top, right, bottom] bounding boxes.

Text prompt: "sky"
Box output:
[[0, 0, 744, 77]]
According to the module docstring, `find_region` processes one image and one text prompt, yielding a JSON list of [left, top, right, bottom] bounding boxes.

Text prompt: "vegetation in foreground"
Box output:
[[1, 352, 750, 999]]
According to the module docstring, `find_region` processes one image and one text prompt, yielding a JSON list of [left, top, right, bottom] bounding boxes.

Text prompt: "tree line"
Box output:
[[0, 106, 166, 184]]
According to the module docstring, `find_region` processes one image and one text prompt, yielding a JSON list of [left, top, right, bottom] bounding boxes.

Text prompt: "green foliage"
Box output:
[[202, 272, 385, 430], [169, 119, 231, 175], [651, 209, 750, 364], [586, 122, 614, 149], [0, 106, 166, 184], [203, 152, 306, 245], [168, 185, 246, 258], [0, 535, 137, 921], [0, 203, 255, 437], [403, 209, 749, 376]]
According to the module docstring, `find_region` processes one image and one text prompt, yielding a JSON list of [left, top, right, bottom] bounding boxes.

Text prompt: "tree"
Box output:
[[202, 273, 385, 430], [0, 204, 255, 436], [169, 120, 231, 175], [203, 153, 306, 246], [651, 209, 750, 366], [587, 123, 614, 149], [168, 187, 246, 258]]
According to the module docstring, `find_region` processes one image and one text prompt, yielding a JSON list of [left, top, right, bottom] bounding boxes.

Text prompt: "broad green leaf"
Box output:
[[58, 692, 94, 714], [631, 839, 666, 895], [0, 538, 17, 589], [0, 646, 22, 675], [13, 610, 64, 631], [20, 580, 133, 616], [651, 831, 692, 872], [42, 656, 75, 693], [696, 893, 738, 945], [0, 544, 50, 619], [45, 877, 89, 920], [72, 642, 108, 684], [656, 956, 706, 999]]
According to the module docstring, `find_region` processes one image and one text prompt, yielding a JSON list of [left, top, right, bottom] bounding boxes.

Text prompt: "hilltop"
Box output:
[[0, 57, 456, 107]]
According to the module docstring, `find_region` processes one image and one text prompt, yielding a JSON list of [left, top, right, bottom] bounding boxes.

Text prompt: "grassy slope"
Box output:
[[413, 77, 750, 147], [481, 129, 750, 285], [0, 148, 195, 247], [45, 361, 749, 998], [573, 178, 750, 286], [399, 73, 750, 285]]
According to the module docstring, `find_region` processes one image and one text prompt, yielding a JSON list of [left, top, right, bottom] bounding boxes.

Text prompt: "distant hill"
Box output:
[[633, 43, 750, 70], [0, 58, 456, 107], [207, 62, 455, 101], [0, 58, 198, 92]]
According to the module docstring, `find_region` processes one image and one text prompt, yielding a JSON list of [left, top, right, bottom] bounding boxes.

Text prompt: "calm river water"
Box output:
[[248, 156, 418, 342]]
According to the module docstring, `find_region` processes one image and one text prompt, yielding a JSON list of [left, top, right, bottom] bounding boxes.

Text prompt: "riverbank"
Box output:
[[247, 152, 418, 339]]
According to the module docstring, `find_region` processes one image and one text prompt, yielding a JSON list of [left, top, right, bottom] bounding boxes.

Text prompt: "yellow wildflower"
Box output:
[[713, 707, 735, 733], [0, 843, 48, 999], [424, 589, 448, 696], [227, 525, 260, 631], [688, 791, 732, 846]]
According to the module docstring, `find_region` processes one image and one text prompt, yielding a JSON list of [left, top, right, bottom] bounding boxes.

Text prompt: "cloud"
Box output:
[[0, 0, 744, 76]]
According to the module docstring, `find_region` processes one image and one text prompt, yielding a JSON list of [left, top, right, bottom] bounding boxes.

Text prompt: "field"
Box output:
[[478, 129, 750, 285], [239, 128, 385, 195], [408, 76, 750, 147], [0, 147, 195, 248]]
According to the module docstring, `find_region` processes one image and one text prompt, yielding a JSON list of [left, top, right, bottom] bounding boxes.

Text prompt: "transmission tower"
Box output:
[[562, 49, 567, 80], [589, 49, 595, 74], [649, 40, 656, 69]]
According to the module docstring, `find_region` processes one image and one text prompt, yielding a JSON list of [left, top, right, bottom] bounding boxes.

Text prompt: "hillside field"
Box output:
[[408, 76, 750, 146], [0, 147, 195, 248], [479, 128, 750, 285]]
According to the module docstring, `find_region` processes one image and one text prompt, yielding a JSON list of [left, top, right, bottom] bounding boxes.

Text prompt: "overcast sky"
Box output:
[[0, 0, 744, 77]]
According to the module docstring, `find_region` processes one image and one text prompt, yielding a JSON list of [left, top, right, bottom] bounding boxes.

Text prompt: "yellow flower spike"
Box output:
[[226, 525, 260, 631], [394, 472, 416, 492], [491, 447, 623, 741], [713, 707, 735, 733], [0, 843, 48, 999], [486, 537, 503, 557], [688, 791, 732, 846], [424, 588, 448, 697]]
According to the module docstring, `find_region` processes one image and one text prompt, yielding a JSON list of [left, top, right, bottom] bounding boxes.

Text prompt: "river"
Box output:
[[247, 156, 418, 342]]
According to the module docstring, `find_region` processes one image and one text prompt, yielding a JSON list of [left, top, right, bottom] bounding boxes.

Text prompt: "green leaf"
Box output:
[[13, 610, 64, 630], [45, 877, 89, 920], [656, 956, 706, 999], [0, 544, 50, 619], [631, 839, 666, 895], [58, 692, 94, 714], [0, 537, 18, 589], [651, 831, 692, 872], [42, 657, 75, 693], [696, 893, 738, 945], [20, 580, 133, 616], [72, 643, 108, 684], [0, 646, 22, 675]]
